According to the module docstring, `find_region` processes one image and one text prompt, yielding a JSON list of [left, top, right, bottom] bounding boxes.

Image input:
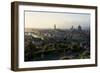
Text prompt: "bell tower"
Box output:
[[54, 24, 56, 30]]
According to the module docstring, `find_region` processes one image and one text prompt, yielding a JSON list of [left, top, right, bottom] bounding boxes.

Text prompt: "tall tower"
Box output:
[[54, 24, 56, 30], [70, 26, 74, 30]]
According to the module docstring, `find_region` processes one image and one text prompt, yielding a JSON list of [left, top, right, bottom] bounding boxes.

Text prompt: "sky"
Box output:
[[25, 11, 90, 29]]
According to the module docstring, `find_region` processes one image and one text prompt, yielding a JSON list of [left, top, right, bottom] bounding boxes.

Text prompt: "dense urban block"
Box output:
[[24, 25, 90, 61]]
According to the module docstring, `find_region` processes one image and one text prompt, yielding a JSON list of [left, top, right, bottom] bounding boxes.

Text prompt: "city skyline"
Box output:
[[25, 11, 90, 29]]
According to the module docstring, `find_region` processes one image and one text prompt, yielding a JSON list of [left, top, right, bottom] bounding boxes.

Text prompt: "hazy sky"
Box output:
[[25, 11, 90, 29]]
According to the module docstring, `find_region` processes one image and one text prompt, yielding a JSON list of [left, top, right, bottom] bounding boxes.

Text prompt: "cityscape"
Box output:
[[24, 24, 90, 61]]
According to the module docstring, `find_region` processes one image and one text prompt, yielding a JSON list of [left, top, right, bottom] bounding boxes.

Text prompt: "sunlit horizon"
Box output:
[[25, 11, 90, 29]]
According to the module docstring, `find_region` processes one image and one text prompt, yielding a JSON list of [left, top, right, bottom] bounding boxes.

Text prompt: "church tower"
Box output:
[[54, 24, 56, 30]]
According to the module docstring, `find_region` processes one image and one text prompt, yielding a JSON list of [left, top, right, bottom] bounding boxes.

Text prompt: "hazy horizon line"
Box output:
[[25, 27, 90, 30]]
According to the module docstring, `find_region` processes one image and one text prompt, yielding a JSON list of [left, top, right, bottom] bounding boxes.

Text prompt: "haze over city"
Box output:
[[25, 11, 90, 61], [25, 11, 90, 29]]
